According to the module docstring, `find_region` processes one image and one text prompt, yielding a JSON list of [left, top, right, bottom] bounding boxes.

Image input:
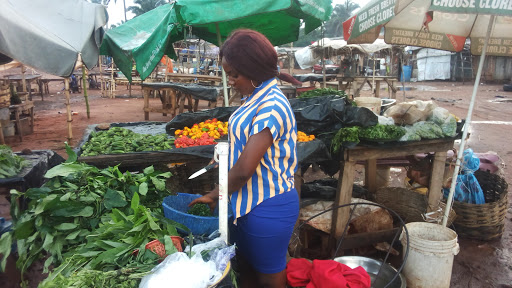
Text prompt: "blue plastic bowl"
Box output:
[[163, 193, 232, 236]]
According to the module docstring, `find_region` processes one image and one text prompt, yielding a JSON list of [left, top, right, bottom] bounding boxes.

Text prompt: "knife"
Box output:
[[188, 162, 218, 179]]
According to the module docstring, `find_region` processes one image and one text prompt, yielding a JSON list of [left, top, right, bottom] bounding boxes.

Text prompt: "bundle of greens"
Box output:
[[0, 144, 176, 276], [331, 126, 360, 153], [0, 145, 28, 178], [358, 124, 406, 141], [298, 88, 346, 99], [80, 127, 174, 156]]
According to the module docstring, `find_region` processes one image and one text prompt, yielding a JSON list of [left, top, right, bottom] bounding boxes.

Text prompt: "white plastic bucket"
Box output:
[[355, 97, 382, 114], [400, 222, 459, 288]]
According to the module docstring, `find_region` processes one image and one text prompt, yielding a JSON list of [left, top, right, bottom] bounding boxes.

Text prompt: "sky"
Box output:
[[106, 0, 371, 27]]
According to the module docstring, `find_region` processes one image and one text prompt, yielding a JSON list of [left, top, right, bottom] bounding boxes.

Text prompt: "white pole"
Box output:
[[442, 15, 495, 226], [215, 142, 230, 243]]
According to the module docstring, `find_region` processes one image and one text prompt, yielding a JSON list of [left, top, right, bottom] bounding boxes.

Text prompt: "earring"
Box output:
[[251, 80, 262, 89]]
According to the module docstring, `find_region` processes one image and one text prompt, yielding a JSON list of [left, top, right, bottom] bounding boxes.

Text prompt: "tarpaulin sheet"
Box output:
[[293, 73, 337, 82], [142, 82, 219, 102]]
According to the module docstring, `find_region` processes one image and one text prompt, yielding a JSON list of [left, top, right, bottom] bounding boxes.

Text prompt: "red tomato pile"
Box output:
[[174, 119, 228, 148]]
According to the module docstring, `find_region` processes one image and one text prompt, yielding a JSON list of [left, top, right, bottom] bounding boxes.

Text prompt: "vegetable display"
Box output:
[[332, 127, 361, 153], [188, 203, 213, 217], [0, 145, 176, 276], [358, 124, 406, 141], [298, 88, 346, 99], [80, 127, 174, 156], [174, 118, 228, 148], [298, 131, 315, 142], [0, 145, 28, 178]]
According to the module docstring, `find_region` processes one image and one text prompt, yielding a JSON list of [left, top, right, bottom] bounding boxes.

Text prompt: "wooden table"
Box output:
[[330, 138, 455, 244], [10, 101, 35, 142], [160, 74, 223, 86], [5, 75, 42, 100], [336, 76, 398, 99], [115, 77, 142, 97], [142, 82, 221, 120], [37, 78, 65, 100]]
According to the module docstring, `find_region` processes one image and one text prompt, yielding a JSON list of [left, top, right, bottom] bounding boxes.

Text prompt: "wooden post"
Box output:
[[428, 151, 447, 212], [99, 55, 104, 97], [82, 67, 90, 119], [65, 78, 73, 142], [21, 65, 27, 93], [330, 160, 355, 235]]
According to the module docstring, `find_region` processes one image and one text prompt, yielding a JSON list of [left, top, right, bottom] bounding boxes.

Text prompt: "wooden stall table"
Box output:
[[142, 82, 221, 120], [5, 74, 42, 100], [9, 101, 35, 142], [330, 138, 455, 251], [293, 73, 338, 87], [37, 78, 65, 100], [115, 77, 142, 97], [278, 85, 297, 99], [166, 74, 222, 86], [336, 76, 398, 99]]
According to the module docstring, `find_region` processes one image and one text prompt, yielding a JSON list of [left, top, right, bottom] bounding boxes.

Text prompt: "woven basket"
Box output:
[[375, 187, 456, 226], [450, 170, 508, 241]]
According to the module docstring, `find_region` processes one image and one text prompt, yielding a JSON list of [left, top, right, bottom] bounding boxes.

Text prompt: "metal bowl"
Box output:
[[333, 256, 405, 288]]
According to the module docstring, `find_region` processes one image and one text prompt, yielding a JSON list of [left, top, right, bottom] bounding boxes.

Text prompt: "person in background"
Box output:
[[189, 29, 299, 288]]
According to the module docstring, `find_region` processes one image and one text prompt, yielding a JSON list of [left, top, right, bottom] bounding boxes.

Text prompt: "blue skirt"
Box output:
[[231, 189, 299, 274]]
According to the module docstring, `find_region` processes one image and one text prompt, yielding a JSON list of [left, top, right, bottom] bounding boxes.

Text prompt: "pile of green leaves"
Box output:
[[39, 193, 188, 287], [188, 203, 213, 217], [332, 126, 360, 153], [298, 88, 346, 99], [40, 268, 145, 288], [358, 124, 406, 140], [0, 144, 175, 276], [80, 127, 175, 156], [0, 145, 28, 178]]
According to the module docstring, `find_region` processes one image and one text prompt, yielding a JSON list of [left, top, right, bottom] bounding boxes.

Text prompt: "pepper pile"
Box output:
[[298, 131, 315, 142], [174, 119, 228, 148]]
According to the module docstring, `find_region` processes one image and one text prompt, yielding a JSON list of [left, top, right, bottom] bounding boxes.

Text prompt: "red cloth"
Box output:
[[287, 258, 371, 288]]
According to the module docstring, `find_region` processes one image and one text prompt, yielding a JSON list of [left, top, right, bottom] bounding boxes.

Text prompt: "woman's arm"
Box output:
[[189, 128, 273, 208]]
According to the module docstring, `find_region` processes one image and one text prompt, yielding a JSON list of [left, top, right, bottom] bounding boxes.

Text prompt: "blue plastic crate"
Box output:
[[163, 193, 232, 236]]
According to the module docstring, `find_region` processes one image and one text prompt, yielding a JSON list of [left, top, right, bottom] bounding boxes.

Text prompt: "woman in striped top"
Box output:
[[189, 29, 301, 288]]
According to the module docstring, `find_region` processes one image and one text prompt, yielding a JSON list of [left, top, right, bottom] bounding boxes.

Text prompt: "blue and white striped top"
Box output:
[[228, 78, 297, 220]]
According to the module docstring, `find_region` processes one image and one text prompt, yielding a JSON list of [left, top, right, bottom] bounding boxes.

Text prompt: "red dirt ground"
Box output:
[[1, 67, 511, 287]]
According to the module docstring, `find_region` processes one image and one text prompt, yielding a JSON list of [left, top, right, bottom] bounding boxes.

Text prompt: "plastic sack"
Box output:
[[378, 115, 395, 126], [429, 107, 457, 137], [139, 252, 220, 288], [140, 237, 235, 288], [399, 125, 421, 141], [412, 121, 444, 139], [443, 149, 485, 204], [384, 100, 437, 125]]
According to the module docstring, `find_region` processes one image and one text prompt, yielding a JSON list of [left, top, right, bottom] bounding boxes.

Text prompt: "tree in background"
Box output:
[[290, 0, 359, 47], [127, 0, 168, 17]]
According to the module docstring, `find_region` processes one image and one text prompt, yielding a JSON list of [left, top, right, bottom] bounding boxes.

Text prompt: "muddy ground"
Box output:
[[0, 67, 511, 287]]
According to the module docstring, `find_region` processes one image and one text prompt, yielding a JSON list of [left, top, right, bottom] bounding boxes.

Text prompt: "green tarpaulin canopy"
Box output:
[[100, 3, 183, 81], [100, 0, 333, 82]]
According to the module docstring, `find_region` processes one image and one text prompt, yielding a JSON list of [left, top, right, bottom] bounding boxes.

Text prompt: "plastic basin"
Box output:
[[163, 193, 232, 236]]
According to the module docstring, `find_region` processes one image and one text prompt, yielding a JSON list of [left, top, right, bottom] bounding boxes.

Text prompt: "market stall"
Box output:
[[142, 82, 223, 120]]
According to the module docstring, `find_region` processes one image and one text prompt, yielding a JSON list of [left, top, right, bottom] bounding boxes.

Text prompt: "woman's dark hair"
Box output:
[[220, 29, 302, 86]]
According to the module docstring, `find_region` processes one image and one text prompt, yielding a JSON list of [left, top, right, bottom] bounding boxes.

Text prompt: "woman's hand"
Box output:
[[188, 187, 219, 213]]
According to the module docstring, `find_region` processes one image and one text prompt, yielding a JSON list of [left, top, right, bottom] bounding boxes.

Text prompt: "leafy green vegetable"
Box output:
[[298, 88, 347, 99], [188, 203, 213, 217], [80, 127, 175, 156], [0, 144, 175, 278], [412, 121, 445, 139], [332, 127, 360, 153], [0, 145, 28, 178], [358, 124, 406, 140]]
